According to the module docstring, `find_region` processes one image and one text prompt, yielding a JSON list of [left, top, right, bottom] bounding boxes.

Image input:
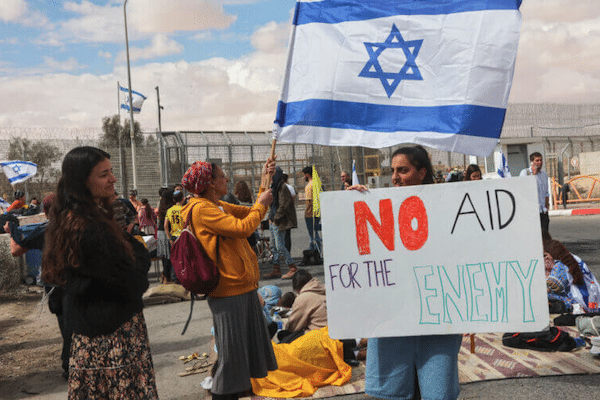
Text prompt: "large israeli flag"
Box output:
[[1, 160, 37, 185], [120, 85, 147, 114], [274, 0, 522, 157]]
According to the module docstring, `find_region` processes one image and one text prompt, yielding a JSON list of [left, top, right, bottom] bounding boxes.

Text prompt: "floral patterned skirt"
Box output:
[[68, 312, 158, 400]]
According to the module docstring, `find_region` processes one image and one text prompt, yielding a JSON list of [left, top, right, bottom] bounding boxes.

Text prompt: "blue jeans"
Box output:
[[269, 222, 295, 266], [304, 217, 322, 252]]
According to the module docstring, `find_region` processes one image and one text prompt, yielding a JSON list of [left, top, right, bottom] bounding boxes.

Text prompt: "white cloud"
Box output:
[[43, 57, 87, 72], [60, 1, 125, 43], [0, 18, 289, 132], [128, 0, 237, 33], [0, 0, 27, 22], [509, 0, 600, 103], [250, 21, 290, 54], [98, 51, 113, 61], [0, 37, 19, 45], [118, 34, 185, 63]]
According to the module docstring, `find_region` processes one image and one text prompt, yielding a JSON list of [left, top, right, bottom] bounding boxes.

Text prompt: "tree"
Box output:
[[145, 134, 158, 147], [7, 138, 62, 185], [99, 114, 143, 149]]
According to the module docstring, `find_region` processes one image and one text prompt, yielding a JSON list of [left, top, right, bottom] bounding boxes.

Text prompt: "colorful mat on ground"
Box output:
[[243, 326, 600, 399], [458, 326, 600, 383]]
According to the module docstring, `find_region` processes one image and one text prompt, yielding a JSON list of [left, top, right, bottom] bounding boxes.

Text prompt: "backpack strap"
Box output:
[[181, 202, 219, 335]]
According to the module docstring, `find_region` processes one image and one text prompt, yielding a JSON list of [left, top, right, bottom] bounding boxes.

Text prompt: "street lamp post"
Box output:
[[123, 0, 138, 191]]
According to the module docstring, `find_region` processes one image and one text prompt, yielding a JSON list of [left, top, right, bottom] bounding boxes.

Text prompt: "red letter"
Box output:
[[354, 199, 395, 255], [398, 196, 428, 251]]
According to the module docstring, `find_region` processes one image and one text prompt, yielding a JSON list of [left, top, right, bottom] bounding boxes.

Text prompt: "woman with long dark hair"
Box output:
[[351, 145, 462, 400], [138, 198, 157, 235], [42, 146, 157, 399]]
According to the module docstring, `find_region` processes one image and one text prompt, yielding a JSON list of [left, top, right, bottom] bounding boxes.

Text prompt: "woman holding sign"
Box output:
[[358, 145, 463, 400]]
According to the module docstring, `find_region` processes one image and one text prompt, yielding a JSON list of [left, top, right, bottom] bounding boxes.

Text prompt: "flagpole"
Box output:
[[116, 81, 125, 194], [124, 0, 138, 191], [265, 138, 277, 188], [117, 81, 121, 120]]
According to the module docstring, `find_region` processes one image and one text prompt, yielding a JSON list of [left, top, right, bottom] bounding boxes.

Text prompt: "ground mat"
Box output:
[[458, 327, 600, 383], [235, 327, 600, 399]]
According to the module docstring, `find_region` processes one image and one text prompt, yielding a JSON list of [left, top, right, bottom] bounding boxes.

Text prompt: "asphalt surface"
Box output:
[[35, 207, 600, 400]]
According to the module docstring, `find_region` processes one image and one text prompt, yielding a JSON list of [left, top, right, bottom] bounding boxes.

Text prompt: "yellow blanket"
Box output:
[[251, 327, 352, 398]]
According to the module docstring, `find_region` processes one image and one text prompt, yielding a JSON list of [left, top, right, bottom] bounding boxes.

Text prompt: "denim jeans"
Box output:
[[304, 217, 322, 252], [269, 222, 295, 266]]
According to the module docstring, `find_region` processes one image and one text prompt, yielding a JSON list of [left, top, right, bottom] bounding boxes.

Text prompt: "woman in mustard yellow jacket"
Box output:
[[181, 159, 276, 400]]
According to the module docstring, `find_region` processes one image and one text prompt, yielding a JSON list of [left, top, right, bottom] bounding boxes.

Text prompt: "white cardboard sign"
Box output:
[[320, 177, 549, 339]]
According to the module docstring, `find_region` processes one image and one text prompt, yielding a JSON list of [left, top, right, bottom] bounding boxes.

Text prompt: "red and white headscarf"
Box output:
[[182, 161, 212, 194]]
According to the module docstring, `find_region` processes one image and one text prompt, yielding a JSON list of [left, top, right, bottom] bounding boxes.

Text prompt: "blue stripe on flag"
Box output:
[[8, 173, 34, 184], [0, 161, 37, 168], [295, 0, 521, 25], [275, 100, 505, 139], [121, 104, 141, 112], [119, 85, 147, 99]]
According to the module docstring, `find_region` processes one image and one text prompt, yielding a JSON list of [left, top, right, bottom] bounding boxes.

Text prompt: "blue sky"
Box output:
[[1, 0, 599, 136]]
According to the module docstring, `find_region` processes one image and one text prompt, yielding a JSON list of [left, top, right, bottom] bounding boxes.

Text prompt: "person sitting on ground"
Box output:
[[277, 269, 327, 343], [278, 291, 296, 309], [544, 237, 600, 314], [7, 190, 26, 213]]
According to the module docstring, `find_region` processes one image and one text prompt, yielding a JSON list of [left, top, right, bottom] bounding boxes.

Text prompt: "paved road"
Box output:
[[40, 210, 600, 400]]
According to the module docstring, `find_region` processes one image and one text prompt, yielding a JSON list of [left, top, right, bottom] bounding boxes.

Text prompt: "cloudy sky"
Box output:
[[0, 0, 599, 136]]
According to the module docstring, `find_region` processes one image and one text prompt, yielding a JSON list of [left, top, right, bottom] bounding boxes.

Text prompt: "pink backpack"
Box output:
[[170, 203, 219, 295]]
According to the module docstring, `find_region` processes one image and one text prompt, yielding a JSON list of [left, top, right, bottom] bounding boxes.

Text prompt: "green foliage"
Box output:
[[99, 114, 143, 149], [6, 138, 62, 185]]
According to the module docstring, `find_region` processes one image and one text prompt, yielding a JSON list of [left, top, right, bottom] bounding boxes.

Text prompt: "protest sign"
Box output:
[[321, 177, 549, 339]]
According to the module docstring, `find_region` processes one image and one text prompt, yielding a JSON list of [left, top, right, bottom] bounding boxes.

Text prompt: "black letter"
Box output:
[[496, 189, 516, 229], [451, 193, 485, 234]]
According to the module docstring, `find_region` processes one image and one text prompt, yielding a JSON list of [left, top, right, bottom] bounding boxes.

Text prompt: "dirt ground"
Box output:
[[0, 286, 67, 399]]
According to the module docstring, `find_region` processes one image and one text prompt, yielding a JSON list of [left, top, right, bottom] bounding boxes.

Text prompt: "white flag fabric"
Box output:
[[274, 0, 522, 157], [352, 159, 360, 186], [496, 151, 512, 178], [0, 198, 10, 210], [120, 85, 147, 114], [1, 160, 38, 184]]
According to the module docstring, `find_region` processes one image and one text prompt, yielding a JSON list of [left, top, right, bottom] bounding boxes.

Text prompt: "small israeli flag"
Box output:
[[352, 159, 360, 186], [120, 85, 147, 114], [497, 152, 511, 178], [1, 160, 38, 185]]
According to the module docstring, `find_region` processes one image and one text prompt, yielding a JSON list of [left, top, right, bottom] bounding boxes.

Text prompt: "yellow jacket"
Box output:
[[180, 194, 267, 298]]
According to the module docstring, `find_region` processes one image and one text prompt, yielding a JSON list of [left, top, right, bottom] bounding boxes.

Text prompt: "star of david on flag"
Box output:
[[1, 160, 38, 185], [274, 0, 522, 157], [119, 85, 147, 114], [359, 24, 423, 98]]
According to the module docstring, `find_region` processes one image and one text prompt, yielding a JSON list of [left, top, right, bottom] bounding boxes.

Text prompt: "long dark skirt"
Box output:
[[68, 312, 158, 400], [208, 290, 278, 395]]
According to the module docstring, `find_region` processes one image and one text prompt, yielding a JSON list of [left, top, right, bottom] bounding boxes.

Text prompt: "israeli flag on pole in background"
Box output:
[[274, 0, 522, 157], [1, 160, 37, 185], [496, 151, 512, 178], [352, 160, 360, 186], [120, 85, 147, 114]]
